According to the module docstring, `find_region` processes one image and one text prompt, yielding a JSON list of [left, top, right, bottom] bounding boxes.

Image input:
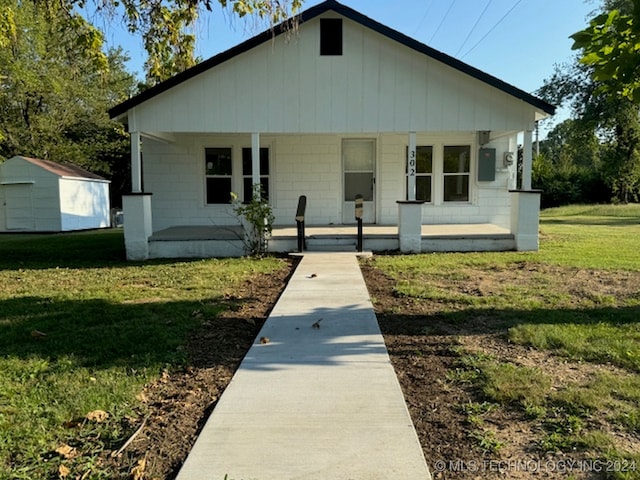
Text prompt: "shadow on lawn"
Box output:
[[0, 295, 261, 370], [377, 304, 640, 373], [541, 216, 640, 227]]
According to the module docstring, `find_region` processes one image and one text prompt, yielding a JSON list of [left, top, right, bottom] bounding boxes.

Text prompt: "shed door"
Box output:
[[342, 139, 375, 224], [4, 184, 35, 230]]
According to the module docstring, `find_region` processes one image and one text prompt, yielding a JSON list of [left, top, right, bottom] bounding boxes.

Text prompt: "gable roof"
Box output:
[[14, 156, 107, 181], [109, 0, 555, 120]]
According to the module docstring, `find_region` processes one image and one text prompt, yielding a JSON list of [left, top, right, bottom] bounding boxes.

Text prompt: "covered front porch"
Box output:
[[143, 222, 522, 259]]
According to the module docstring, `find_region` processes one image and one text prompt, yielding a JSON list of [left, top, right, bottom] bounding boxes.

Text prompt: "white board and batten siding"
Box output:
[[129, 15, 539, 135]]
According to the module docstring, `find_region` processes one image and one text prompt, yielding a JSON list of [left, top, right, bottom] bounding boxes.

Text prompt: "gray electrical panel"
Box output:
[[478, 148, 496, 181]]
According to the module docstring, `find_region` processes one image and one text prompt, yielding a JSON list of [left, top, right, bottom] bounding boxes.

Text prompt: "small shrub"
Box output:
[[231, 184, 274, 257]]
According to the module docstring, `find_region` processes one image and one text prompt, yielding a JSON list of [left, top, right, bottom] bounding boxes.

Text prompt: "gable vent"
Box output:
[[320, 18, 343, 56]]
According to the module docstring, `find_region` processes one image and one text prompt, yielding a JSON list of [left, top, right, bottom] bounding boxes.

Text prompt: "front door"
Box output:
[[342, 139, 375, 224]]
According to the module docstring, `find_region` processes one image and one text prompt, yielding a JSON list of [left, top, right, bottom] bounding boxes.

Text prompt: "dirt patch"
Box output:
[[108, 256, 639, 480], [361, 261, 640, 480]]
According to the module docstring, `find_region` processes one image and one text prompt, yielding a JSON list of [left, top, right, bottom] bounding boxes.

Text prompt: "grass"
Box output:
[[369, 204, 640, 475], [0, 230, 287, 480]]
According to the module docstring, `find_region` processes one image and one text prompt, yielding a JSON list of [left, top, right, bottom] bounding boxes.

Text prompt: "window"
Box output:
[[242, 148, 270, 203], [205, 148, 232, 204], [407, 146, 433, 202], [320, 18, 343, 56], [443, 145, 470, 202]]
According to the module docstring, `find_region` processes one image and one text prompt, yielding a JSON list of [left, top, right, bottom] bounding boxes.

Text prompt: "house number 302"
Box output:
[[408, 149, 416, 176]]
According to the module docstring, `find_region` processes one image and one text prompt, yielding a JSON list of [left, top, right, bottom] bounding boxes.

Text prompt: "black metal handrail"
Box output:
[[296, 195, 307, 252]]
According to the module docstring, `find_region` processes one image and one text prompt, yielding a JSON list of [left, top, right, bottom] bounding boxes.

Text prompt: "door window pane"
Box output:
[[344, 140, 374, 171], [345, 173, 373, 201]]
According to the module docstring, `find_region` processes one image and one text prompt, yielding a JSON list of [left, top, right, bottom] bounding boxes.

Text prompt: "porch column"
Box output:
[[123, 193, 153, 260], [131, 131, 142, 193], [522, 130, 533, 191], [397, 201, 424, 253], [510, 190, 541, 251], [407, 132, 417, 201], [252, 132, 260, 199]]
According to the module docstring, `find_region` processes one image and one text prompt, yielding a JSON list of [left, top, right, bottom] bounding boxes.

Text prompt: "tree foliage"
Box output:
[[0, 0, 137, 203], [56, 0, 302, 83], [537, 0, 640, 204], [571, 0, 640, 102]]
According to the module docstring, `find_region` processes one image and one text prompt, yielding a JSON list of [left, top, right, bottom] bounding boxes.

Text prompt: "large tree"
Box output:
[[0, 0, 137, 202], [538, 0, 640, 203], [52, 0, 303, 84], [571, 0, 640, 102]]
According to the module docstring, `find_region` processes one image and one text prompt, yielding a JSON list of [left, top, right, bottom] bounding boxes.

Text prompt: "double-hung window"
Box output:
[[242, 147, 270, 203], [205, 148, 233, 204], [443, 145, 470, 202], [407, 146, 433, 202]]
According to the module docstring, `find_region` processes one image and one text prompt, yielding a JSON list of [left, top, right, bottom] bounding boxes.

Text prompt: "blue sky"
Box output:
[[102, 0, 600, 135]]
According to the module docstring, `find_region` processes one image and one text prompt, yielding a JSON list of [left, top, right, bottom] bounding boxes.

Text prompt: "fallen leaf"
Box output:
[[131, 457, 146, 480], [86, 410, 109, 422], [311, 318, 323, 329], [30, 330, 47, 338], [307, 273, 317, 278], [55, 444, 78, 459], [58, 464, 71, 478], [136, 392, 149, 403], [259, 336, 270, 344]]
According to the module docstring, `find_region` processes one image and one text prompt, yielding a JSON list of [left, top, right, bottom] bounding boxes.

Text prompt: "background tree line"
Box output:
[[534, 0, 640, 208]]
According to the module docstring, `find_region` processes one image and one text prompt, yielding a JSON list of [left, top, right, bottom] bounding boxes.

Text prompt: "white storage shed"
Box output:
[[0, 156, 111, 232]]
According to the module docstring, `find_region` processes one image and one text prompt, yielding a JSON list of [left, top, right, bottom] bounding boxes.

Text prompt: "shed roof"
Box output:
[[109, 0, 555, 120], [15, 156, 107, 181]]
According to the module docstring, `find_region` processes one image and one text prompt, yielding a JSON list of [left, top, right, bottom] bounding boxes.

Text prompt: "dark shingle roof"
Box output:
[[109, 0, 555, 119]]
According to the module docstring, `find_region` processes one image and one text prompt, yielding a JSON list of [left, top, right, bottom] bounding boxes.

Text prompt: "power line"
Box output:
[[460, 0, 524, 60], [428, 0, 458, 45], [413, 0, 435, 36], [455, 0, 493, 57]]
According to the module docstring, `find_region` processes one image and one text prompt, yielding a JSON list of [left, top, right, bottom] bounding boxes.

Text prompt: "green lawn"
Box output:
[[369, 204, 640, 478], [0, 230, 287, 480]]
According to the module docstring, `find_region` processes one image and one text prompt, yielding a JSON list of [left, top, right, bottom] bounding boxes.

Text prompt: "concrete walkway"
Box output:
[[176, 253, 431, 480]]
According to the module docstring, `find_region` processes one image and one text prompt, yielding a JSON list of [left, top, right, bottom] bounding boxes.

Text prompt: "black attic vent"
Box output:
[[320, 18, 343, 56]]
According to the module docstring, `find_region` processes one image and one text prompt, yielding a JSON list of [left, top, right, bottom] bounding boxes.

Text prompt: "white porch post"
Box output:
[[522, 129, 533, 191], [407, 132, 417, 201], [123, 125, 152, 260], [510, 190, 541, 251], [252, 132, 260, 199], [131, 131, 142, 193]]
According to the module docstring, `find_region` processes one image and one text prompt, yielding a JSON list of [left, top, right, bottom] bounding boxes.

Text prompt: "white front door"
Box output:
[[342, 139, 375, 224]]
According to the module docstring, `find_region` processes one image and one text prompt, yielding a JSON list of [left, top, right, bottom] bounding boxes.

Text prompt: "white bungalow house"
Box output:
[[109, 0, 554, 260]]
